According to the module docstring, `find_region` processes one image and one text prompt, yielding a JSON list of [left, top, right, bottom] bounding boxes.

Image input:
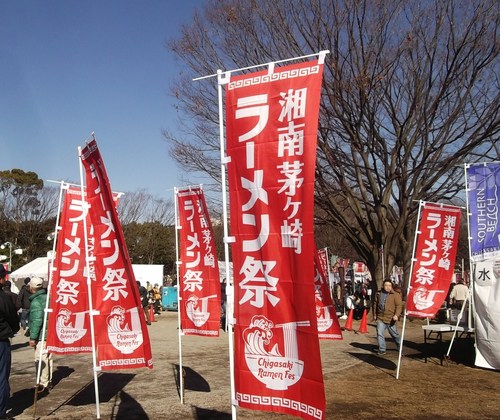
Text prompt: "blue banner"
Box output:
[[468, 163, 500, 261]]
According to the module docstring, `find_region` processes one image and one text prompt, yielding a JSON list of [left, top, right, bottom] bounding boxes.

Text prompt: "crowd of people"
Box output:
[[0, 264, 55, 419], [332, 278, 377, 319], [0, 265, 166, 419], [137, 281, 163, 325], [0, 263, 472, 418]]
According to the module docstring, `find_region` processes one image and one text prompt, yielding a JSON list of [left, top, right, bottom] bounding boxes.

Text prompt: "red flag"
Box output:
[[177, 186, 221, 336], [80, 139, 153, 369], [406, 203, 461, 317], [47, 187, 93, 354], [317, 248, 329, 282], [226, 59, 326, 419], [314, 247, 342, 340]]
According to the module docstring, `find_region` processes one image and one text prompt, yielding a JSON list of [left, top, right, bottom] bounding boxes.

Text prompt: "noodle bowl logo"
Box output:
[[55, 309, 87, 344], [243, 315, 309, 390], [185, 294, 217, 327], [412, 287, 443, 310], [315, 294, 333, 332], [107, 305, 143, 354]]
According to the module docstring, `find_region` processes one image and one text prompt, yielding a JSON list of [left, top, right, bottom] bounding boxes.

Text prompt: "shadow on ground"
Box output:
[[173, 364, 210, 395], [347, 351, 397, 371], [7, 366, 75, 418], [66, 372, 136, 406], [7, 387, 35, 418], [111, 390, 149, 420], [192, 406, 231, 419], [51, 365, 76, 388], [11, 341, 30, 351]]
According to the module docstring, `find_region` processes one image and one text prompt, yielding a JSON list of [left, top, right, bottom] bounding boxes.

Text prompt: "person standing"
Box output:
[[374, 279, 403, 355], [28, 277, 52, 394], [449, 280, 469, 309], [152, 284, 162, 315], [0, 265, 20, 419], [137, 281, 151, 325], [16, 278, 31, 335]]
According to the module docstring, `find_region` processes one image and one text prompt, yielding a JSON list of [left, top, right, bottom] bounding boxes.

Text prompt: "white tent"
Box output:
[[9, 257, 50, 291], [10, 258, 165, 291]]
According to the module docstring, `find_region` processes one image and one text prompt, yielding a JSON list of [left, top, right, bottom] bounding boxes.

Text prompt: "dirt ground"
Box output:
[[7, 311, 500, 419]]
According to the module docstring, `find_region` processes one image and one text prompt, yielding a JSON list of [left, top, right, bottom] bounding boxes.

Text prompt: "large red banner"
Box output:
[[226, 60, 326, 419], [177, 186, 221, 336], [47, 186, 93, 354], [406, 203, 461, 317], [80, 139, 153, 370], [315, 247, 342, 340]]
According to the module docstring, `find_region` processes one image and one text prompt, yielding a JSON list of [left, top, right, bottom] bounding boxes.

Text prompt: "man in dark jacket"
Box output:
[[374, 279, 403, 355], [137, 281, 151, 325], [1, 282, 17, 308], [0, 265, 20, 418], [28, 277, 52, 394], [16, 278, 31, 334]]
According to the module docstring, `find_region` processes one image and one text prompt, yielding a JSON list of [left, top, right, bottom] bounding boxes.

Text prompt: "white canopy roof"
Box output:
[[9, 257, 49, 290]]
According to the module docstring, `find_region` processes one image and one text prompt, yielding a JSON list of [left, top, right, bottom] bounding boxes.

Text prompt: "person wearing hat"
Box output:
[[16, 278, 32, 335], [28, 277, 52, 394], [0, 265, 20, 419]]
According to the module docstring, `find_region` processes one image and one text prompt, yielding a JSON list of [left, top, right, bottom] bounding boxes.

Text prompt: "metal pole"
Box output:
[[78, 144, 101, 419], [217, 69, 237, 420], [174, 187, 184, 404], [463, 163, 474, 330], [396, 200, 424, 379]]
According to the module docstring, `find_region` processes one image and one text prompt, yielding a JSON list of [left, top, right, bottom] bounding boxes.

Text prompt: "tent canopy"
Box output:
[[9, 257, 50, 291], [10, 256, 49, 283], [9, 259, 167, 291]]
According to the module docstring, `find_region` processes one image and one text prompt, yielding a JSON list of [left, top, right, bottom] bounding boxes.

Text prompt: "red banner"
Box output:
[[47, 186, 93, 354], [226, 59, 326, 419], [315, 247, 342, 340], [177, 186, 221, 336], [317, 248, 329, 280], [80, 139, 153, 370], [406, 203, 461, 317]]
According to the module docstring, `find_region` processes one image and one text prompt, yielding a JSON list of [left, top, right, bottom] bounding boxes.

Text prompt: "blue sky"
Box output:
[[0, 0, 203, 197]]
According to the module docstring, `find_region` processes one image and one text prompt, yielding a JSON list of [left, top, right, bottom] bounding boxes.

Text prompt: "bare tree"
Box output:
[[117, 188, 150, 225], [118, 189, 175, 226], [166, 0, 499, 287], [0, 170, 59, 261]]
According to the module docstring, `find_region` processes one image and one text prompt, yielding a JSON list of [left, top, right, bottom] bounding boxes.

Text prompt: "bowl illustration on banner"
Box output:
[[243, 315, 308, 390], [56, 309, 88, 344], [186, 294, 217, 327], [315, 294, 333, 332], [107, 306, 143, 354]]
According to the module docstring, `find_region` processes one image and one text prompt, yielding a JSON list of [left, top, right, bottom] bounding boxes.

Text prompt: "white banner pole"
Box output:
[[217, 69, 237, 420], [446, 293, 471, 358], [174, 187, 184, 404], [396, 200, 424, 379], [35, 181, 65, 392], [194, 51, 329, 81], [445, 164, 474, 357], [78, 142, 101, 419], [463, 163, 475, 330]]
